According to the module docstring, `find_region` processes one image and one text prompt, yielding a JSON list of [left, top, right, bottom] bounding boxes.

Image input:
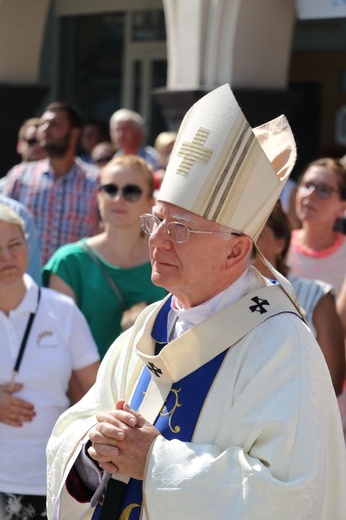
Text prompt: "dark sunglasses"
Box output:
[[24, 138, 38, 146], [98, 183, 143, 202], [94, 156, 114, 164]]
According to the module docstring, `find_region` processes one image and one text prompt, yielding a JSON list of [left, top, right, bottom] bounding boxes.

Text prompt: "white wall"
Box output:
[[163, 0, 295, 90]]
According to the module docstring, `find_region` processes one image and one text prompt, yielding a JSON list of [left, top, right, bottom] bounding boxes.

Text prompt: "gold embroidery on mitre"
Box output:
[[160, 387, 182, 433], [119, 503, 141, 520], [192, 113, 244, 217], [203, 120, 251, 221], [177, 127, 213, 176]]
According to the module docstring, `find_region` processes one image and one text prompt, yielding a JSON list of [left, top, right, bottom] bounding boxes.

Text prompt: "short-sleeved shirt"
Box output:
[[2, 158, 100, 264], [0, 274, 99, 495], [288, 274, 333, 336], [42, 239, 167, 358]]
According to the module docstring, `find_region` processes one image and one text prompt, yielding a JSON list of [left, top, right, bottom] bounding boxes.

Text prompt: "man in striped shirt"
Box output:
[[2, 102, 100, 264]]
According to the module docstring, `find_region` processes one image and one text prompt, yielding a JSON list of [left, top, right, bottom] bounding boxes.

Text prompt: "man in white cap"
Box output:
[[47, 85, 346, 520]]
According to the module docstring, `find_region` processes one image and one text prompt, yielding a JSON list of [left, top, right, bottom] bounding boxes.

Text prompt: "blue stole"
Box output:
[[93, 297, 228, 520]]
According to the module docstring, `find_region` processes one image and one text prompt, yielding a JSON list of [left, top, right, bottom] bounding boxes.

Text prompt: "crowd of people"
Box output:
[[0, 87, 345, 519]]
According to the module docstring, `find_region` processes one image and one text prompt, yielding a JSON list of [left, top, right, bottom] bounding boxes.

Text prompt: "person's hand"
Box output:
[[121, 302, 148, 331], [0, 384, 36, 426], [88, 400, 160, 479]]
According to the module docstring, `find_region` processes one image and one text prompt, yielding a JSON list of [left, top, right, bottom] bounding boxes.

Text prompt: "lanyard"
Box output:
[[7, 287, 41, 394]]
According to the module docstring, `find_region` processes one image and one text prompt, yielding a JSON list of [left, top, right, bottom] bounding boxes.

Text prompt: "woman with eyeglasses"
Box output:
[[255, 201, 345, 396], [42, 155, 167, 359], [287, 157, 346, 294], [287, 158, 346, 440]]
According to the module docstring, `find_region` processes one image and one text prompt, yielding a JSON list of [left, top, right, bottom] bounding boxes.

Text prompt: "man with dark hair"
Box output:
[[44, 102, 85, 130], [2, 102, 100, 264]]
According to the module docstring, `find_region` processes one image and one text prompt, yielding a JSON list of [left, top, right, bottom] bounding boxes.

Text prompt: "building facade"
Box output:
[[0, 0, 345, 176]]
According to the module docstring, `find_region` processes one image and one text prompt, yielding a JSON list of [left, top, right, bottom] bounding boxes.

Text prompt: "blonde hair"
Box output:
[[154, 131, 177, 153], [0, 204, 26, 238]]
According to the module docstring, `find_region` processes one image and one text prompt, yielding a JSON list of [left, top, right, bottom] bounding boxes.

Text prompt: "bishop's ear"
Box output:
[[226, 235, 253, 265]]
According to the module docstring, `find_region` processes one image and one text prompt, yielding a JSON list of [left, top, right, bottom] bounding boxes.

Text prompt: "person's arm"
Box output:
[[313, 292, 345, 395], [68, 362, 100, 405], [337, 276, 346, 334], [48, 272, 77, 302], [1, 166, 21, 200], [66, 298, 100, 407]]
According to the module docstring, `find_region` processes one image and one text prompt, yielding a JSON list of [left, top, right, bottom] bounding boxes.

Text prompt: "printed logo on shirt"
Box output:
[[37, 330, 56, 347]]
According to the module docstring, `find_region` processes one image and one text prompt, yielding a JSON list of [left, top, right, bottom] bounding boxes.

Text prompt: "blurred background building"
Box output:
[[0, 0, 345, 176]]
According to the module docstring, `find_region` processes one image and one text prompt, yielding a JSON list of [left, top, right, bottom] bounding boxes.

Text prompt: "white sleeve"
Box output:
[[69, 304, 100, 370]]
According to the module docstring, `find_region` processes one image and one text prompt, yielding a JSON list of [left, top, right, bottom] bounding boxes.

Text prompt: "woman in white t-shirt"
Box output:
[[0, 204, 100, 520]]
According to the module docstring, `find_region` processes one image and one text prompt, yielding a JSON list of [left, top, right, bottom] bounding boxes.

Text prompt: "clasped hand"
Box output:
[[88, 400, 160, 480], [0, 383, 36, 426]]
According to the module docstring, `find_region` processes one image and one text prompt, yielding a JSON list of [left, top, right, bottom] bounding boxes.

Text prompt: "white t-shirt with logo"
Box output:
[[0, 274, 100, 495]]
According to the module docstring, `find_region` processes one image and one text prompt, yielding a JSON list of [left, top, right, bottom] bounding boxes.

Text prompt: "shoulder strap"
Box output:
[[79, 241, 127, 311]]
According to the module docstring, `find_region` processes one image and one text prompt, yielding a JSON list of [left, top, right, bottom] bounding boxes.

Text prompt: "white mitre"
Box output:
[[158, 83, 296, 241], [158, 84, 303, 316]]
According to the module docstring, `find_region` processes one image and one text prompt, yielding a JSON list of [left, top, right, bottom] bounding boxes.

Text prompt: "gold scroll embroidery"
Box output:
[[160, 388, 182, 433], [119, 503, 141, 520]]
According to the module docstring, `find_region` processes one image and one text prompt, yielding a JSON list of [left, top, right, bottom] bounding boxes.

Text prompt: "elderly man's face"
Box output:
[[111, 120, 142, 152], [149, 202, 239, 308]]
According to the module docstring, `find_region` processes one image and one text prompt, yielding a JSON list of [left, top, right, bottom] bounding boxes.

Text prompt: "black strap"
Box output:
[[79, 241, 127, 311], [97, 478, 127, 520], [13, 288, 41, 373]]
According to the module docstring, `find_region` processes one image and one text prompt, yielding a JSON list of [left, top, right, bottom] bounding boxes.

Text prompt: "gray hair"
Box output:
[[0, 203, 26, 238], [110, 109, 145, 131]]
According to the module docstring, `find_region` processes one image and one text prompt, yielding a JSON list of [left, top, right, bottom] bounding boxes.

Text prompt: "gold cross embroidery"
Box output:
[[177, 127, 213, 175]]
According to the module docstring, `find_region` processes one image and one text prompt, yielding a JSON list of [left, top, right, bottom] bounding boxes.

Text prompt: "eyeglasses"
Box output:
[[24, 138, 38, 146], [140, 213, 242, 244], [94, 156, 114, 164], [298, 181, 339, 200], [98, 183, 143, 202]]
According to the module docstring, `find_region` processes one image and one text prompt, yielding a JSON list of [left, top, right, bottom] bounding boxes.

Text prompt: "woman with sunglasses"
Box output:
[[287, 157, 346, 294], [42, 155, 167, 359]]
